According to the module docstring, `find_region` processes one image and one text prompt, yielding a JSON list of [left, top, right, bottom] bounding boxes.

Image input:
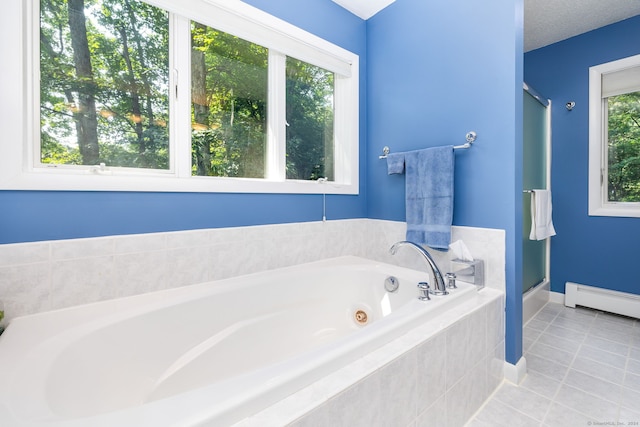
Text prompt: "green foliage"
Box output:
[[190, 24, 268, 178], [285, 58, 334, 181], [41, 133, 82, 164], [607, 92, 640, 202], [40, 0, 169, 169], [41, 1, 336, 179]]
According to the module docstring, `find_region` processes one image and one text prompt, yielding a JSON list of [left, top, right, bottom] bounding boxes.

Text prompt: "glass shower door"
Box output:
[[522, 88, 548, 293]]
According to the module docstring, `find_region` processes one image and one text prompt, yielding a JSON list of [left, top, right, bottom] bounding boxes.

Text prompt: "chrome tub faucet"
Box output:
[[389, 241, 448, 298]]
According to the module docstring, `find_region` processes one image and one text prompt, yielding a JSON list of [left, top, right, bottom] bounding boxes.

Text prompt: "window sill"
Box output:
[[0, 171, 358, 195], [588, 202, 640, 218]]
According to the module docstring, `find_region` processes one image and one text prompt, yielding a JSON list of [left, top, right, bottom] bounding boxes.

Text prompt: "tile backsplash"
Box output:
[[0, 219, 505, 324]]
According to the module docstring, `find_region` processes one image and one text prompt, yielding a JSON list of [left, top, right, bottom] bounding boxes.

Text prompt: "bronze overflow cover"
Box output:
[[354, 309, 368, 325]]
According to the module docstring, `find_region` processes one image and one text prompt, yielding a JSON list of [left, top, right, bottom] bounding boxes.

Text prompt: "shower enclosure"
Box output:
[[522, 83, 551, 322]]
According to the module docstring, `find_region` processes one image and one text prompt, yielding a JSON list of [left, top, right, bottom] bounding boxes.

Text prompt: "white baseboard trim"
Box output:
[[523, 280, 550, 324], [565, 282, 640, 319], [549, 291, 564, 304], [504, 357, 527, 385]]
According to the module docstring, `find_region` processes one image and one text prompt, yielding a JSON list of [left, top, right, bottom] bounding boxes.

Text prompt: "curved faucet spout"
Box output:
[[389, 241, 448, 295]]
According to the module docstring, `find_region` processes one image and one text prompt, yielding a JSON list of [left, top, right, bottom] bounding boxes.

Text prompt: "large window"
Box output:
[[0, 0, 359, 194], [589, 54, 640, 217]]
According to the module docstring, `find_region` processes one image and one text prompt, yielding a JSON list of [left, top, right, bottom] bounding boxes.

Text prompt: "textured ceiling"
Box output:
[[332, 0, 640, 52], [524, 0, 640, 51]]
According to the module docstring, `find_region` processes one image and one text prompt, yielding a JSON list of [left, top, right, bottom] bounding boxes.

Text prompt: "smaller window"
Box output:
[[285, 58, 335, 181], [606, 92, 640, 202], [190, 22, 268, 178], [589, 54, 640, 217]]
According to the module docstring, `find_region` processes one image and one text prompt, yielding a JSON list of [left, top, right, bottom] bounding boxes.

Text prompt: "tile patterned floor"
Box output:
[[467, 302, 640, 427]]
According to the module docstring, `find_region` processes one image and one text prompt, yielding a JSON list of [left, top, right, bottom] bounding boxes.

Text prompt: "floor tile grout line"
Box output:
[[581, 339, 631, 360], [545, 311, 598, 335], [523, 321, 549, 354], [576, 351, 627, 372], [546, 399, 608, 425], [591, 309, 635, 412], [537, 304, 632, 424], [493, 302, 560, 424], [490, 387, 549, 425], [524, 351, 609, 388], [470, 303, 640, 426], [621, 346, 640, 407], [545, 322, 623, 422], [557, 382, 623, 423], [527, 308, 569, 426], [561, 372, 624, 409], [462, 379, 507, 427], [540, 307, 595, 425], [594, 310, 639, 328], [569, 364, 626, 388], [526, 344, 575, 365], [504, 371, 559, 411]]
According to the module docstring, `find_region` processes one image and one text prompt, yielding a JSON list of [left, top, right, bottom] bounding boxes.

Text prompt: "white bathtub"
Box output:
[[0, 256, 477, 427]]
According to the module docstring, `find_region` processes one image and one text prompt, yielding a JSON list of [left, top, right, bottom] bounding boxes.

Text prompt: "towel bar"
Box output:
[[379, 131, 477, 159]]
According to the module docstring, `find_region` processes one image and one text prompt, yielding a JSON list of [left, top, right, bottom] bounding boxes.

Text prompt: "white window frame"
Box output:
[[0, 0, 359, 195], [589, 54, 640, 217]]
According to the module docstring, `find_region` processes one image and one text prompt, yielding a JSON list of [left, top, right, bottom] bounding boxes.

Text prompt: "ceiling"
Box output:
[[524, 0, 640, 52], [332, 0, 640, 52], [331, 0, 396, 20]]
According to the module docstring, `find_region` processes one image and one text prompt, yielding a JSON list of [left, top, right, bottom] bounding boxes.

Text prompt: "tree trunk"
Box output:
[[40, 32, 82, 151], [67, 0, 99, 165], [123, 0, 157, 160], [118, 26, 145, 157], [191, 22, 211, 175]]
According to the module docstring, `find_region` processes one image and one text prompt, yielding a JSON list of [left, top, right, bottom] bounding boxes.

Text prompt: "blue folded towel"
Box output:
[[388, 146, 454, 250], [386, 152, 406, 174]]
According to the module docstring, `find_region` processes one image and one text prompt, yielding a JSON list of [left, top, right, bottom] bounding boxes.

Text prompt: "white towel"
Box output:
[[529, 189, 556, 240]]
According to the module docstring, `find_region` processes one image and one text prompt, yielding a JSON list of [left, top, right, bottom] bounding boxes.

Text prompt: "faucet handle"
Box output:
[[417, 282, 431, 301], [446, 272, 457, 289]]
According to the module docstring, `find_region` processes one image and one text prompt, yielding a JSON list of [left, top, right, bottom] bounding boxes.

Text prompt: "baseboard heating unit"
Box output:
[[565, 282, 640, 319]]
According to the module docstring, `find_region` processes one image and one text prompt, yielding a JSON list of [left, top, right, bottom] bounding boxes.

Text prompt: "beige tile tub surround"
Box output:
[[0, 219, 505, 324], [236, 290, 504, 427], [0, 219, 506, 427]]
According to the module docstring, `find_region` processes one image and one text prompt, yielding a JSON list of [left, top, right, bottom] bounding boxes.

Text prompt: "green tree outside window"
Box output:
[[607, 92, 640, 202]]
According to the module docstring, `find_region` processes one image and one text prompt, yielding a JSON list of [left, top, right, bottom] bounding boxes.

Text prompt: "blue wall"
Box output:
[[0, 191, 364, 243], [525, 16, 640, 296], [0, 0, 368, 245], [366, 0, 524, 364]]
